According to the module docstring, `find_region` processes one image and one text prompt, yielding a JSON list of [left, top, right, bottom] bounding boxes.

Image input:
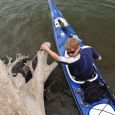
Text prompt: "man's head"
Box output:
[[66, 37, 80, 57]]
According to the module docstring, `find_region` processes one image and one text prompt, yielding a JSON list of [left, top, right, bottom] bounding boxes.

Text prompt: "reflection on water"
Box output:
[[0, 0, 115, 115]]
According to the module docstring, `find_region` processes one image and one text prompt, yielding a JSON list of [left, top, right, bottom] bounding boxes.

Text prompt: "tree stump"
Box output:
[[0, 42, 58, 115]]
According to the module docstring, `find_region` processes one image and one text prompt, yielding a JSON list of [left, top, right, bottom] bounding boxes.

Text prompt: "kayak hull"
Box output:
[[48, 0, 115, 115]]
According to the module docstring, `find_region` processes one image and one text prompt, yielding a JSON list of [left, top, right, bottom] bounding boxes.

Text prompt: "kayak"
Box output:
[[48, 0, 115, 115]]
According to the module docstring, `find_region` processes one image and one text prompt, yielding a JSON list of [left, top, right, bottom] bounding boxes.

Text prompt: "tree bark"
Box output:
[[0, 42, 58, 115]]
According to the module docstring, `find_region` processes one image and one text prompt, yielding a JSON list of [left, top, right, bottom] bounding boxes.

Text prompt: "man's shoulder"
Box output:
[[81, 45, 92, 49]]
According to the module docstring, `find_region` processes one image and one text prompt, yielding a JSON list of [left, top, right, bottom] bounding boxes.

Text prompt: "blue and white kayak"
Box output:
[[48, 0, 115, 115]]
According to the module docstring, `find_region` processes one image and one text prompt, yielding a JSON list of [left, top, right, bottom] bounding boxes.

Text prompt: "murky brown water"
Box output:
[[0, 0, 115, 115]]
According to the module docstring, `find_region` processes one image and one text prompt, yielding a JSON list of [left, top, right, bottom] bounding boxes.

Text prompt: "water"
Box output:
[[0, 0, 115, 115]]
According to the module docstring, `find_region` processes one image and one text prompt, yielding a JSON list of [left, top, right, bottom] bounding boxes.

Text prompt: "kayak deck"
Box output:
[[48, 0, 115, 115]]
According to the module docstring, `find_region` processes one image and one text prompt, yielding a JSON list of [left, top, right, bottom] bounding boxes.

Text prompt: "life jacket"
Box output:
[[68, 49, 94, 81]]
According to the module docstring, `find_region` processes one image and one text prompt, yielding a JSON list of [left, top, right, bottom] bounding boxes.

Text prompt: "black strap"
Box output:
[[58, 19, 73, 38]]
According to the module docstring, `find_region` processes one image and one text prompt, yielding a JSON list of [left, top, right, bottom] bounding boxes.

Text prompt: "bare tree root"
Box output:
[[0, 42, 58, 115]]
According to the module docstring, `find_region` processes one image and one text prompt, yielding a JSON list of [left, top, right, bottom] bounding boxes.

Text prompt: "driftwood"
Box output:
[[0, 42, 58, 115]]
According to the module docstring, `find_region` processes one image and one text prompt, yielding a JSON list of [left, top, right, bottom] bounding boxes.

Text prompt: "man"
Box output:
[[41, 37, 101, 81]]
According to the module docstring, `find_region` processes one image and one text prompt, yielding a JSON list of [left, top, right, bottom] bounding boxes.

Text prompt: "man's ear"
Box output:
[[77, 45, 80, 52]]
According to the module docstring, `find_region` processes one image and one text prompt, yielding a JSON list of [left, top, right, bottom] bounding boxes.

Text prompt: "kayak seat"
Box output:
[[81, 80, 106, 103]]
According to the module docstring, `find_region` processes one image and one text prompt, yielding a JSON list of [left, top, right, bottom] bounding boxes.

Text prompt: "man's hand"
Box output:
[[41, 42, 50, 52], [40, 42, 60, 61], [98, 55, 102, 60]]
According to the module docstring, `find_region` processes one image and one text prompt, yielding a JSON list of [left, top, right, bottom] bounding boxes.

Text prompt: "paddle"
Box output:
[[58, 19, 73, 38], [95, 67, 115, 104], [103, 83, 115, 104]]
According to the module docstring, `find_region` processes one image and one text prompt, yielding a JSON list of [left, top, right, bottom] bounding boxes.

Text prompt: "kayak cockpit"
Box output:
[[64, 51, 110, 104]]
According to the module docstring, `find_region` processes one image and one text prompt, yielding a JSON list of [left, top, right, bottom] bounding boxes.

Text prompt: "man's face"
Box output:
[[67, 45, 80, 57]]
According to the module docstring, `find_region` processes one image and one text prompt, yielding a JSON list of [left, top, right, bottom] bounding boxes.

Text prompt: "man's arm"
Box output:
[[41, 42, 80, 63]]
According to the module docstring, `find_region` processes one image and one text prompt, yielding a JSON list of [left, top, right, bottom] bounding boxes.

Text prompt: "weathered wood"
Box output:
[[0, 42, 58, 115], [21, 54, 37, 80]]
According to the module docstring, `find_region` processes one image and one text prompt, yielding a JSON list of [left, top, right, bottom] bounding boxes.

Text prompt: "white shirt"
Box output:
[[59, 51, 81, 64]]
